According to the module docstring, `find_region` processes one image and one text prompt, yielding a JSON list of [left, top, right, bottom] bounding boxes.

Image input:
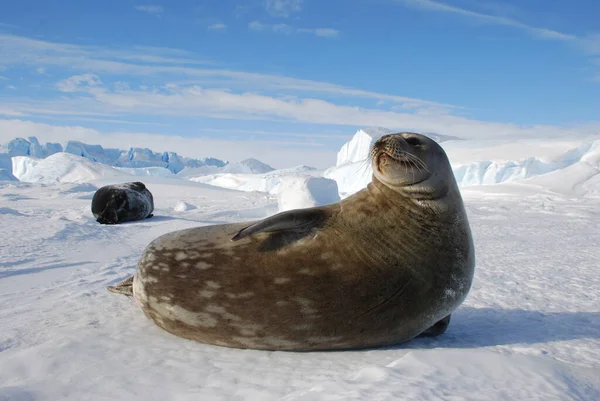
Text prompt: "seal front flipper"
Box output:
[[231, 208, 330, 241], [418, 314, 451, 337]]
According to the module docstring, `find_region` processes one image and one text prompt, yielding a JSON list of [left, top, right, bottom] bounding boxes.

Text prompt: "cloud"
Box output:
[[250, 22, 340, 38], [0, 34, 211, 68], [208, 23, 227, 31], [264, 0, 303, 17], [9, 77, 598, 142], [248, 21, 293, 34], [135, 5, 164, 15], [56, 74, 103, 93], [0, 119, 337, 168], [395, 0, 576, 41], [298, 28, 340, 38], [0, 106, 26, 116], [0, 34, 443, 110]]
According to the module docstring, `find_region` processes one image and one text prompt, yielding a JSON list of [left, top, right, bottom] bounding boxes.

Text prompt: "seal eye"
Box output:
[[405, 137, 421, 147]]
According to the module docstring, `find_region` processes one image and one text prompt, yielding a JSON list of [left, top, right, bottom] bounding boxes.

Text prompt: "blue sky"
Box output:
[[0, 0, 599, 167]]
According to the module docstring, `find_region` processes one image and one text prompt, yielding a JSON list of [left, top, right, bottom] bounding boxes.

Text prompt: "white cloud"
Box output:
[[251, 22, 339, 37], [36, 67, 47, 74], [135, 5, 164, 15], [264, 0, 303, 17], [298, 28, 340, 38], [0, 34, 211, 68], [0, 34, 447, 110], [208, 23, 227, 31], [9, 79, 599, 142], [249, 21, 293, 34], [0, 106, 26, 116], [0, 119, 337, 168], [6, 85, 16, 90], [56, 74, 103, 93], [396, 0, 576, 41]]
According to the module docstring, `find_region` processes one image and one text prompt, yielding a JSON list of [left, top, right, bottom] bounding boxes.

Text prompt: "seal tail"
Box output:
[[107, 276, 134, 296]]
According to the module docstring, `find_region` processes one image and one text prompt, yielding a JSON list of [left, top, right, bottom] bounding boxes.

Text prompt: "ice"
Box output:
[[0, 153, 17, 181], [1, 136, 228, 174]]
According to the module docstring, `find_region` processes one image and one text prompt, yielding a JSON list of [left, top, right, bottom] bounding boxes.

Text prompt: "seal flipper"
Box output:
[[231, 208, 329, 241], [107, 276, 134, 296], [418, 314, 451, 337]]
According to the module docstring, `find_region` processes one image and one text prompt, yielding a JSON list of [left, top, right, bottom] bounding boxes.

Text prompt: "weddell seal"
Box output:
[[109, 132, 475, 351], [91, 182, 154, 225]]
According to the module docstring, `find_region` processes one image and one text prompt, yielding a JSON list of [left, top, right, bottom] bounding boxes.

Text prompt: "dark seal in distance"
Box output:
[[91, 181, 154, 225]]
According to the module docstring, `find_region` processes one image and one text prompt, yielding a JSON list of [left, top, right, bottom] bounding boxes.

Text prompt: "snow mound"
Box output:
[[277, 176, 340, 212], [173, 201, 198, 212], [15, 152, 132, 184], [220, 158, 275, 174], [114, 166, 175, 178]]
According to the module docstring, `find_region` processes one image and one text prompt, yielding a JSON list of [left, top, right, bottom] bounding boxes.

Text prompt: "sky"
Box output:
[[0, 0, 599, 168]]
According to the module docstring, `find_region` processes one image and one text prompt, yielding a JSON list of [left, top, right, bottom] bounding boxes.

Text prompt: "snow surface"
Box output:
[[1, 130, 600, 400], [276, 176, 340, 212]]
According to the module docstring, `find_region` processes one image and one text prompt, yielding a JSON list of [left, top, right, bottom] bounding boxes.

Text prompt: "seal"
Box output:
[[91, 181, 154, 225], [109, 132, 475, 351]]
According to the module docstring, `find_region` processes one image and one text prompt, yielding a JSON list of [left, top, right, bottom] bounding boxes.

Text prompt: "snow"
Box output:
[[277, 176, 340, 212], [1, 129, 600, 400]]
